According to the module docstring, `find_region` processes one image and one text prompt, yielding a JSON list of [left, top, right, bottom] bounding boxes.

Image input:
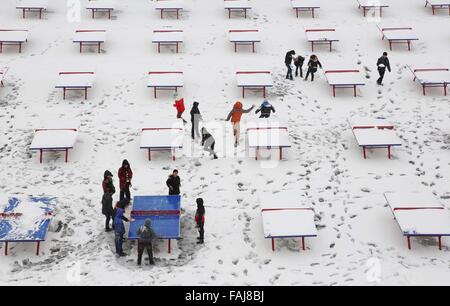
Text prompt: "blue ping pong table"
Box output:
[[128, 195, 181, 253], [0, 196, 57, 256]]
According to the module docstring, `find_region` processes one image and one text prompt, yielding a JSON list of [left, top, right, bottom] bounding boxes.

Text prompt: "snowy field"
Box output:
[[0, 0, 450, 286]]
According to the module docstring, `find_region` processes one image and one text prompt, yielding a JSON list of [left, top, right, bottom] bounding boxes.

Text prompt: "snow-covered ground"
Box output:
[[0, 0, 449, 286]]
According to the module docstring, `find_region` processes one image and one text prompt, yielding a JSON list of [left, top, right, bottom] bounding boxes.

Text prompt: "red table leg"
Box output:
[[407, 41, 411, 51], [312, 8, 315, 18], [252, 42, 255, 53], [263, 87, 266, 98], [80, 42, 82, 53], [168, 239, 171, 254], [279, 147, 283, 160], [444, 84, 447, 96], [311, 42, 314, 52], [23, 8, 25, 18], [271, 238, 275, 251], [19, 42, 22, 53], [422, 84, 426, 96], [242, 87, 245, 98], [154, 88, 157, 99], [148, 148, 151, 161], [65, 148, 68, 162], [85, 88, 88, 100], [63, 88, 66, 99], [389, 41, 392, 51], [98, 42, 101, 53], [158, 43, 161, 53], [0, 42, 3, 53], [407, 236, 411, 250], [36, 241, 41, 255], [176, 43, 179, 53], [40, 149, 43, 163], [255, 148, 258, 160], [172, 148, 176, 161], [438, 236, 442, 250], [332, 85, 336, 97], [388, 146, 391, 159], [363, 146, 366, 159], [329, 41, 332, 52], [353, 85, 356, 97], [4, 242, 8, 256], [301, 237, 305, 251]]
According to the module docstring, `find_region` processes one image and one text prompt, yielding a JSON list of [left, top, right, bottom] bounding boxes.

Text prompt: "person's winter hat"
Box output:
[[233, 101, 243, 109], [383, 52, 388, 56], [104, 170, 113, 179], [196, 198, 204, 206], [122, 159, 130, 168], [144, 218, 152, 228], [193, 101, 199, 107], [262, 100, 271, 107]]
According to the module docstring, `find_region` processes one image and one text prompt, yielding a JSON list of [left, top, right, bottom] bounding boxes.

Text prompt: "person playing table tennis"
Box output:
[[166, 169, 181, 195], [113, 200, 129, 257], [137, 218, 157, 265]]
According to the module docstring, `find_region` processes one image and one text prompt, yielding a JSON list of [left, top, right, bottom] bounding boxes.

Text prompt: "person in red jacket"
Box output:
[[226, 101, 255, 147], [173, 95, 187, 124], [118, 159, 133, 203]]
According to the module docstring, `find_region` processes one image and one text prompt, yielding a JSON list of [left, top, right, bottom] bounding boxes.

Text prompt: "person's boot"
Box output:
[[119, 252, 127, 257], [197, 239, 204, 244], [213, 154, 218, 159], [105, 227, 112, 232], [149, 258, 155, 265]]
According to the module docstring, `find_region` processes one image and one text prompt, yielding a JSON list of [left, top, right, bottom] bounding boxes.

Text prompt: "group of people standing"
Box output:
[[101, 164, 206, 265], [285, 49, 392, 85], [285, 50, 323, 81]]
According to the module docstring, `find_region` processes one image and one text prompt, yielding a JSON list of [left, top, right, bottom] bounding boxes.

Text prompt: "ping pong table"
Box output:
[[229, 30, 261, 53], [246, 121, 291, 161], [147, 71, 184, 98], [357, 0, 389, 17], [0, 29, 29, 53], [377, 25, 419, 51], [155, 0, 184, 19], [152, 30, 184, 53], [224, 0, 252, 18], [236, 71, 273, 98], [384, 192, 450, 250], [425, 0, 450, 15], [305, 28, 339, 52], [291, 0, 320, 18], [16, 0, 47, 19], [325, 69, 366, 97], [73, 30, 106, 53], [409, 67, 450, 96], [86, 1, 115, 19], [0, 196, 57, 256], [140, 120, 184, 161], [128, 195, 181, 254], [55, 71, 95, 100]]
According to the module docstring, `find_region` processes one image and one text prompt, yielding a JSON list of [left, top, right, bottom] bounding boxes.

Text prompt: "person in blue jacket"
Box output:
[[255, 100, 276, 118], [113, 200, 129, 257]]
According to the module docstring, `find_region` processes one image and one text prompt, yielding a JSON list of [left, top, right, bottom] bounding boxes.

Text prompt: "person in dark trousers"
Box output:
[[166, 169, 181, 195], [113, 200, 129, 257], [195, 198, 205, 244], [118, 159, 132, 203], [137, 218, 157, 266], [102, 170, 116, 232], [190, 102, 202, 140], [305, 55, 322, 81], [376, 52, 391, 85], [255, 100, 276, 118], [201, 127, 218, 159], [294, 55, 305, 78], [285, 50, 296, 80]]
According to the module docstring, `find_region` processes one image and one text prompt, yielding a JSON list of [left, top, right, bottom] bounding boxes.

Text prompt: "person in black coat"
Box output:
[[376, 52, 391, 85], [190, 102, 202, 140], [305, 55, 322, 81], [294, 55, 305, 78], [285, 50, 296, 80], [201, 127, 218, 159], [195, 198, 205, 244], [255, 100, 276, 118], [166, 170, 181, 195], [102, 170, 116, 232]]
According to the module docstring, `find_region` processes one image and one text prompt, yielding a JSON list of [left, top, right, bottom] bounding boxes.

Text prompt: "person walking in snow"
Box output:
[[166, 169, 181, 195], [201, 127, 218, 159], [294, 55, 305, 78], [102, 170, 116, 232], [173, 95, 187, 124], [113, 200, 129, 257], [285, 50, 296, 80], [195, 198, 205, 244], [226, 101, 255, 147], [255, 100, 276, 118], [137, 218, 157, 266], [376, 52, 391, 85], [190, 102, 202, 140], [118, 159, 133, 203], [305, 55, 322, 82]]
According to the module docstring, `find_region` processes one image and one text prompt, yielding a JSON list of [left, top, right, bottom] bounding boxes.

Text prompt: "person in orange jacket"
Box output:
[[173, 95, 187, 124], [226, 101, 255, 147]]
